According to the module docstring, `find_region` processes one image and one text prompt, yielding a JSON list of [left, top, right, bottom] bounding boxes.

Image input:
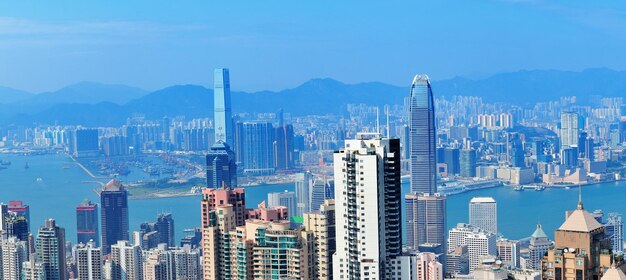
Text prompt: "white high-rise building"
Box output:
[[332, 134, 402, 280], [386, 253, 443, 280], [295, 171, 314, 217], [1, 236, 28, 280], [560, 112, 579, 149], [21, 254, 46, 280], [75, 240, 102, 280], [448, 223, 496, 272], [110, 240, 142, 280], [469, 197, 498, 234]]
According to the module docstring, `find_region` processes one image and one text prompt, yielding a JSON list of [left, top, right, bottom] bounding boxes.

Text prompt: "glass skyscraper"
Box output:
[[409, 75, 437, 194], [76, 199, 99, 246], [100, 180, 129, 255], [214, 68, 234, 147]]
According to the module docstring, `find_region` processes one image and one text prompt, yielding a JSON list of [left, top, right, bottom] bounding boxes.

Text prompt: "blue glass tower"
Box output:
[[214, 68, 234, 147], [409, 75, 437, 195]]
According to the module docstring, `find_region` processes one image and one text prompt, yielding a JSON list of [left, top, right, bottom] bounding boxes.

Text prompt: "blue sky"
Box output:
[[1, 1, 626, 92]]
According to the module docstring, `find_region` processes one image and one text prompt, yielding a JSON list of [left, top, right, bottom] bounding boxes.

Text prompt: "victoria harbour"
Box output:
[[1, 152, 624, 244]]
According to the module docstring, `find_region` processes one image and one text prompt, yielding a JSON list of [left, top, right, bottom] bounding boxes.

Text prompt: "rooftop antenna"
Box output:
[[577, 184, 583, 210], [385, 105, 390, 138], [376, 106, 380, 134]]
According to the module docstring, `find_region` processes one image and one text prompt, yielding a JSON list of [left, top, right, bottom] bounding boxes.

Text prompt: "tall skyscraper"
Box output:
[[459, 149, 477, 177], [155, 213, 175, 247], [409, 74, 437, 194], [542, 195, 612, 279], [508, 132, 525, 168], [469, 197, 497, 234], [4, 211, 29, 241], [303, 199, 336, 280], [332, 134, 402, 279], [235, 121, 276, 174], [310, 176, 327, 212], [527, 223, 550, 270], [560, 111, 580, 150], [7, 201, 30, 229], [605, 213, 624, 254], [2, 236, 28, 280], [75, 240, 102, 280], [110, 240, 142, 280], [100, 180, 129, 255], [295, 171, 314, 217], [274, 124, 295, 170], [213, 68, 233, 147], [76, 199, 99, 246], [267, 191, 296, 217], [205, 142, 237, 189], [36, 219, 67, 280], [72, 128, 99, 158], [405, 193, 447, 250]]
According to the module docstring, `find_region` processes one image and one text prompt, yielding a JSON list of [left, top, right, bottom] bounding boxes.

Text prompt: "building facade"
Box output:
[[100, 180, 129, 255]]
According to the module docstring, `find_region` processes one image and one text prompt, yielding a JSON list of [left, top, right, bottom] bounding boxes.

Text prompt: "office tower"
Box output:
[[584, 137, 595, 161], [310, 176, 326, 212], [160, 245, 201, 280], [205, 142, 237, 189], [235, 122, 276, 174], [110, 240, 142, 280], [446, 245, 469, 275], [21, 254, 46, 280], [444, 148, 460, 175], [214, 68, 234, 147], [0, 204, 8, 232], [405, 193, 447, 250], [387, 252, 443, 280], [324, 178, 334, 200], [409, 74, 437, 194], [75, 240, 102, 280], [201, 187, 246, 227], [73, 128, 99, 158], [542, 195, 612, 279], [527, 224, 550, 270], [155, 213, 174, 247], [303, 199, 336, 280], [508, 132, 525, 167], [447, 223, 496, 272], [605, 213, 624, 254], [76, 200, 99, 246], [560, 112, 579, 149], [267, 191, 296, 217], [101, 135, 129, 157], [4, 212, 29, 241], [469, 197, 498, 234], [100, 180, 129, 255], [459, 149, 477, 177], [560, 147, 578, 167], [7, 201, 30, 227], [496, 239, 520, 269], [274, 124, 295, 170], [295, 171, 314, 217], [2, 236, 28, 280], [36, 219, 67, 280], [180, 228, 202, 249], [332, 134, 402, 279]]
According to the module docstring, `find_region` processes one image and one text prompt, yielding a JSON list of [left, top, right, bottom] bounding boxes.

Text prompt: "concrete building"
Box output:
[[469, 197, 497, 234], [303, 199, 336, 280], [110, 240, 142, 280], [386, 252, 443, 280], [21, 254, 46, 280], [295, 171, 314, 217], [267, 191, 296, 217], [406, 193, 447, 251], [541, 195, 612, 279], [446, 245, 469, 275], [560, 112, 580, 150], [527, 224, 550, 271], [75, 240, 102, 280], [76, 199, 99, 246], [496, 239, 520, 269], [1, 236, 28, 280], [332, 134, 402, 280], [448, 223, 496, 272], [36, 219, 67, 280]]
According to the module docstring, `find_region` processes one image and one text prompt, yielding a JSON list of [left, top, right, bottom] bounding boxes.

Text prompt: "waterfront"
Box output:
[[1, 153, 626, 244]]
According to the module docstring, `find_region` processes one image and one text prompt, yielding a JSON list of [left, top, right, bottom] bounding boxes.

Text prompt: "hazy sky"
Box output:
[[1, 1, 626, 92]]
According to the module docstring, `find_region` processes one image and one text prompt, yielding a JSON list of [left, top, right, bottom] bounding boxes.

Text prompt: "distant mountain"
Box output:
[[434, 68, 626, 105], [2, 68, 626, 126], [0, 86, 34, 104]]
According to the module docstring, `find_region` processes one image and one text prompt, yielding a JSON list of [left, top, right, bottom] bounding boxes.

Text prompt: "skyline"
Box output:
[[1, 1, 626, 92]]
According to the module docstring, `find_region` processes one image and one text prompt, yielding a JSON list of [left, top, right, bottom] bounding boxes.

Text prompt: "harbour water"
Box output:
[[0, 153, 624, 244]]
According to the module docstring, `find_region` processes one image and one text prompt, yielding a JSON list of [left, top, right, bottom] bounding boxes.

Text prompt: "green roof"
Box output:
[[531, 224, 548, 239], [291, 216, 303, 223]]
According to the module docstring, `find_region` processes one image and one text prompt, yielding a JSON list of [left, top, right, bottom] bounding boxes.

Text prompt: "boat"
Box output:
[[36, 178, 43, 182], [534, 185, 545, 191], [565, 186, 571, 190], [513, 186, 523, 191]]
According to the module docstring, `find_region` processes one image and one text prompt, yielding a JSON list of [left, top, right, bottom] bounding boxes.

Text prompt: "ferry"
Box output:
[[513, 186, 524, 191]]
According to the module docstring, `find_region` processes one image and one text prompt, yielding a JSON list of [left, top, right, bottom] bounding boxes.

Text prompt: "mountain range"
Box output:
[[1, 68, 625, 127]]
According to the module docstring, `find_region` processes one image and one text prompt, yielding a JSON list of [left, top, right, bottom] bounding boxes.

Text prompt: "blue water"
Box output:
[[0, 153, 623, 244]]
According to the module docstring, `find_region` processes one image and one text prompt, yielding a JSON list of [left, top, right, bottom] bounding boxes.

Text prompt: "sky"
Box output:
[[1, 0, 626, 93]]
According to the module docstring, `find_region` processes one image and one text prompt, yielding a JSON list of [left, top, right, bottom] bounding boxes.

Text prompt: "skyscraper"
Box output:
[[527, 223, 550, 270], [274, 124, 295, 170], [332, 134, 402, 279], [267, 191, 296, 217], [310, 176, 326, 212], [303, 199, 336, 280], [75, 240, 102, 280], [155, 213, 175, 247], [496, 239, 520, 269], [7, 201, 30, 230], [405, 193, 447, 251], [205, 142, 237, 189], [213, 68, 233, 147], [100, 180, 129, 255], [605, 213, 624, 254], [110, 240, 142, 280], [409, 74, 437, 194], [469, 197, 497, 234], [76, 199, 99, 246], [2, 236, 28, 280], [560, 112, 580, 150], [235, 121, 276, 174], [36, 219, 67, 280], [295, 171, 314, 217], [459, 149, 477, 177]]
